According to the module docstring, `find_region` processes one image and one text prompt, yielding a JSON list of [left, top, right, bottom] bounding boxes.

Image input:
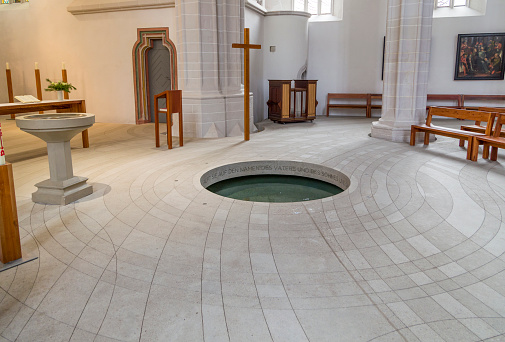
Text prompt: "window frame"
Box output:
[[434, 0, 468, 9], [294, 0, 334, 16], [1, 0, 29, 4]]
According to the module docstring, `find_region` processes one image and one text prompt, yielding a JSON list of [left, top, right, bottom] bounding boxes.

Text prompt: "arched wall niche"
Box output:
[[132, 27, 177, 124]]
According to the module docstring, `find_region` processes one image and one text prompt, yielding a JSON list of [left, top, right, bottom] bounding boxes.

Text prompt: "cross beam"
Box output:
[[232, 28, 261, 141]]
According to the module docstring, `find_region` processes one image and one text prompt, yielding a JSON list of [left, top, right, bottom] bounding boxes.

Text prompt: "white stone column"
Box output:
[[371, 0, 434, 142], [176, 0, 252, 138]]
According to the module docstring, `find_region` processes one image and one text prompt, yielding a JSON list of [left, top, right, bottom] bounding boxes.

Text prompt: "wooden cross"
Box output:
[[232, 28, 261, 141]]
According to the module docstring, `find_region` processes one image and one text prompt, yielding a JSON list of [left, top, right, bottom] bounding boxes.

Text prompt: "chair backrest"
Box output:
[[427, 107, 496, 134], [154, 90, 182, 114]]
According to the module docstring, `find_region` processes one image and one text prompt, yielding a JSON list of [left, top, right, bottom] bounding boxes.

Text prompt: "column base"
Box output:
[[33, 176, 93, 205], [370, 121, 414, 143], [181, 92, 256, 138]]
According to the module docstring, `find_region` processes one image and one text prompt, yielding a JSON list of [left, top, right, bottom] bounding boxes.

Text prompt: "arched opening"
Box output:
[[132, 27, 177, 124]]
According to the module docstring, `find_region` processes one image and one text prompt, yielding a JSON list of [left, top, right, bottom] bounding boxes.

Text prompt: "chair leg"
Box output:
[[410, 129, 416, 146], [491, 146, 498, 161], [167, 113, 173, 149], [470, 137, 479, 161], [423, 132, 430, 145], [467, 137, 474, 161], [459, 138, 465, 147], [482, 144, 490, 159], [178, 112, 183, 147], [155, 108, 160, 148]]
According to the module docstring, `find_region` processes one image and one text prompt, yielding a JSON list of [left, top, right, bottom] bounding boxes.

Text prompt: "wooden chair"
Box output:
[[154, 90, 183, 149], [471, 113, 505, 161]]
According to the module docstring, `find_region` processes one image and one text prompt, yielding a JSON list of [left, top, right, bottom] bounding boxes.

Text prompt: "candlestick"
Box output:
[[6, 62, 9, 70], [35, 62, 39, 69], [62, 62, 65, 70], [0, 124, 5, 165]]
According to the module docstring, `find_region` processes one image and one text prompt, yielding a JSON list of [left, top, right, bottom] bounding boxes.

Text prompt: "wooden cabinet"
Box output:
[[267, 80, 317, 123]]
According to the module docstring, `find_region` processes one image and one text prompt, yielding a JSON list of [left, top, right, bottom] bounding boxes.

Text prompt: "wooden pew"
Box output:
[[462, 95, 505, 110], [410, 107, 496, 160], [460, 107, 505, 144], [426, 94, 462, 109], [326, 93, 376, 118], [471, 113, 505, 161], [326, 93, 504, 118]]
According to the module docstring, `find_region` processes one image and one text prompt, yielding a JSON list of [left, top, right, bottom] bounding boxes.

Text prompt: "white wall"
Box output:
[[306, 0, 505, 116], [307, 0, 387, 116], [245, 8, 265, 125], [0, 0, 177, 124], [429, 0, 505, 98]]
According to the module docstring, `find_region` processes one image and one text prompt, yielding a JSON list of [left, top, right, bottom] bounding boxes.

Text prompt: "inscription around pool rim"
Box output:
[[200, 161, 350, 193]]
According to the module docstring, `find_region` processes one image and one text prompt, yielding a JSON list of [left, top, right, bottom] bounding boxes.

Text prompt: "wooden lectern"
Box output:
[[267, 80, 318, 123], [154, 90, 183, 149]]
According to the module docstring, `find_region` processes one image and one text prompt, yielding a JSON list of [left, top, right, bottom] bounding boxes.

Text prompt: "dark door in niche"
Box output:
[[148, 39, 172, 123]]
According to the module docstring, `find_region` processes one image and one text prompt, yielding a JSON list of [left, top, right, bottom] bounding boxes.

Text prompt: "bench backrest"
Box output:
[[491, 113, 505, 138], [427, 107, 496, 135], [327, 93, 368, 99], [478, 107, 505, 113]]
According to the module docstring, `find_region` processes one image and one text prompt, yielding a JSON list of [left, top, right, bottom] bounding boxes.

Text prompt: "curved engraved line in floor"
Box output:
[[137, 165, 221, 341], [265, 203, 311, 341], [300, 200, 407, 341]]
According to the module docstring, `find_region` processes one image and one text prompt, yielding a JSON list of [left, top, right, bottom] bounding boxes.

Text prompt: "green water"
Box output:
[[207, 175, 343, 203]]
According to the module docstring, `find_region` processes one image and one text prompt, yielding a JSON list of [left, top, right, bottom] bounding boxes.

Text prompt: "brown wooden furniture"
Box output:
[[326, 93, 379, 118], [459, 107, 505, 156], [267, 80, 317, 123], [471, 113, 505, 161], [0, 99, 89, 148], [0, 163, 22, 264], [426, 94, 462, 109], [154, 90, 183, 149], [326, 93, 505, 118], [462, 95, 505, 110], [410, 107, 496, 160]]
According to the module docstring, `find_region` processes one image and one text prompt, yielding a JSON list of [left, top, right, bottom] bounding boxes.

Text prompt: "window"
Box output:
[[435, 0, 467, 8], [1, 0, 28, 4], [294, 0, 332, 15]]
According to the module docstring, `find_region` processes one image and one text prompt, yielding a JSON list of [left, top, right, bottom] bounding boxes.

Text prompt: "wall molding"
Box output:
[[67, 0, 174, 15], [132, 28, 177, 124]]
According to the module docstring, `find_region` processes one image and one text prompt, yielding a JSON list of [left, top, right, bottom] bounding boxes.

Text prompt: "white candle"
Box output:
[[6, 62, 9, 70], [62, 62, 65, 70], [35, 62, 39, 69]]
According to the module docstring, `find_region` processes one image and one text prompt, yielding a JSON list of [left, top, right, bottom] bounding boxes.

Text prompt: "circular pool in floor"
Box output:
[[201, 161, 350, 203]]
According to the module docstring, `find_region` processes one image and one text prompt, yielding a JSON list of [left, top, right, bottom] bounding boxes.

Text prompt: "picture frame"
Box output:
[[454, 32, 505, 80]]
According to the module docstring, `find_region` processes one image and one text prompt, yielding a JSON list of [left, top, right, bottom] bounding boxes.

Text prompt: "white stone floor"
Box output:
[[1, 116, 505, 342]]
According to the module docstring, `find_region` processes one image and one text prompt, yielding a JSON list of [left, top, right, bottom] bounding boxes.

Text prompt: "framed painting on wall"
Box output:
[[454, 32, 505, 80]]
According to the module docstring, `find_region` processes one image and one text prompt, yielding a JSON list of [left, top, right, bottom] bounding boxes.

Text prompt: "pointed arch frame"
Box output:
[[133, 27, 178, 124]]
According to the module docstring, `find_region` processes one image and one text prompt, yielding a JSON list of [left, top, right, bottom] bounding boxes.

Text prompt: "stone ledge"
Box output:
[[67, 0, 174, 15]]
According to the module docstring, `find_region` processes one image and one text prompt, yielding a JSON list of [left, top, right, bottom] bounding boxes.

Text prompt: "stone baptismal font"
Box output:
[[16, 113, 95, 205]]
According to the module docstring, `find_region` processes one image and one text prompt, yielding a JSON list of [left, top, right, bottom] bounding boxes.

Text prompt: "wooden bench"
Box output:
[[460, 107, 505, 147], [326, 93, 504, 118], [462, 95, 505, 110], [326, 93, 380, 118], [410, 107, 497, 160], [426, 94, 462, 109], [471, 113, 505, 161]]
